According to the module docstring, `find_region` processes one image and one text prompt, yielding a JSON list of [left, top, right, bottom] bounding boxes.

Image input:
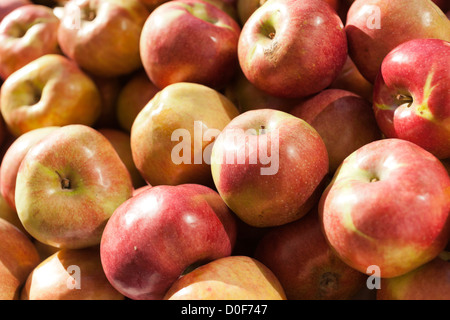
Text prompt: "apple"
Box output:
[[0, 4, 60, 80], [138, 0, 170, 11], [0, 126, 60, 211], [140, 0, 241, 90], [377, 251, 450, 300], [131, 82, 239, 187], [254, 209, 366, 300], [319, 138, 450, 278], [132, 184, 152, 197], [210, 108, 329, 228], [345, 0, 450, 83], [100, 183, 238, 300], [57, 0, 149, 77], [0, 217, 40, 300], [0, 54, 102, 137], [0, 0, 31, 22], [200, 0, 239, 21], [21, 247, 125, 300], [15, 124, 134, 249], [164, 255, 287, 300], [116, 70, 159, 133], [373, 39, 450, 159], [238, 0, 347, 99], [290, 88, 382, 173], [0, 186, 26, 235]]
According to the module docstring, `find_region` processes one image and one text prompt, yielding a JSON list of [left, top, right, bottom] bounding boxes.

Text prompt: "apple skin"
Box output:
[[131, 82, 239, 187], [140, 0, 241, 90], [138, 0, 170, 11], [0, 0, 31, 22], [254, 210, 366, 300], [345, 0, 450, 83], [377, 252, 450, 300], [319, 138, 450, 279], [100, 184, 238, 300], [373, 39, 450, 159], [0, 217, 40, 300], [21, 247, 125, 300], [57, 0, 149, 77], [238, 0, 347, 99], [211, 109, 329, 228], [0, 54, 102, 137], [164, 255, 287, 300], [290, 89, 382, 173], [15, 124, 134, 249], [0, 126, 59, 211], [0, 4, 60, 80]]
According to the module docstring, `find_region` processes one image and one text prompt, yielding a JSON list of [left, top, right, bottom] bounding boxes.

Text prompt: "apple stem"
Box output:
[[396, 94, 413, 105], [260, 125, 266, 134], [56, 171, 71, 190], [268, 32, 275, 39]]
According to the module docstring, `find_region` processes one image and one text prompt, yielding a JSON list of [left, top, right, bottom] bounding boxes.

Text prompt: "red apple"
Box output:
[[100, 184, 238, 300], [290, 88, 382, 173], [0, 0, 31, 22], [15, 124, 134, 249], [57, 0, 149, 77], [238, 0, 347, 99], [319, 138, 450, 278], [21, 247, 125, 300], [164, 255, 287, 300], [140, 0, 241, 90], [345, 0, 450, 83], [0, 54, 102, 137], [210, 108, 329, 228], [0, 4, 60, 80], [373, 39, 450, 159], [254, 209, 366, 300]]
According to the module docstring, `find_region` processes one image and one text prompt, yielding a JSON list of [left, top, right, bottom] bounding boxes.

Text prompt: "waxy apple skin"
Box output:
[[238, 0, 347, 99], [373, 39, 450, 159], [0, 0, 31, 22], [319, 139, 450, 278], [100, 184, 237, 300]]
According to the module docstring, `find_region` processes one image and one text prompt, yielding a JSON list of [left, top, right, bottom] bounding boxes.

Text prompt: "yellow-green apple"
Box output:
[[377, 251, 450, 300], [254, 209, 366, 300], [238, 0, 347, 99], [116, 70, 159, 132], [100, 184, 238, 300], [0, 217, 40, 300], [57, 0, 149, 77], [210, 109, 329, 228], [373, 39, 450, 159], [21, 247, 125, 300], [140, 0, 241, 90], [131, 82, 239, 187], [345, 0, 450, 83], [0, 0, 31, 22], [164, 255, 287, 300], [99, 128, 146, 189], [0, 126, 59, 211], [0, 54, 102, 137], [15, 124, 134, 249], [319, 138, 450, 278], [290, 89, 382, 173], [0, 4, 60, 80]]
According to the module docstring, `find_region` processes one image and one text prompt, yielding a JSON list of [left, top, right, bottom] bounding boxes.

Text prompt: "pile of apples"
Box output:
[[0, 0, 449, 301]]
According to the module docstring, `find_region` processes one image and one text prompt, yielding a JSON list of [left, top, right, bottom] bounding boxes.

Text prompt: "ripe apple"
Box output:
[[319, 138, 450, 278], [377, 251, 450, 300], [345, 0, 450, 83], [0, 0, 31, 22], [21, 247, 125, 300], [138, 0, 170, 11], [15, 124, 134, 249], [0, 54, 102, 137], [116, 70, 159, 133], [238, 0, 347, 99], [0, 4, 60, 80], [0, 126, 59, 211], [200, 0, 239, 21], [373, 39, 450, 159], [140, 0, 241, 90], [290, 89, 382, 173], [210, 108, 329, 228], [0, 217, 40, 300], [254, 209, 366, 300], [131, 82, 239, 187], [164, 255, 287, 300], [100, 184, 238, 300], [57, 0, 149, 77]]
